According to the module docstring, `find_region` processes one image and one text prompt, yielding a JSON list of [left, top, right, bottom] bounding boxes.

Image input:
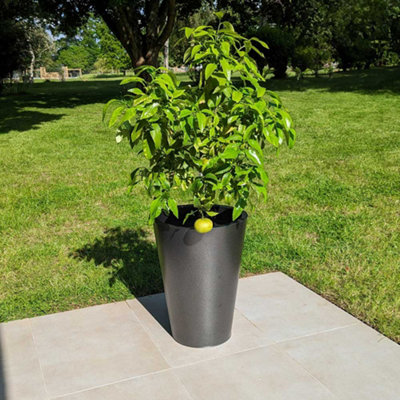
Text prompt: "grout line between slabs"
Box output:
[[49, 367, 172, 399], [273, 343, 340, 399], [274, 322, 360, 345], [124, 299, 173, 368], [44, 301, 173, 399], [170, 369, 198, 400], [170, 342, 277, 371]]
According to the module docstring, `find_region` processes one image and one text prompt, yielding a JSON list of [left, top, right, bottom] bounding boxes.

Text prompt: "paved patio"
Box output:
[[1, 272, 399, 400]]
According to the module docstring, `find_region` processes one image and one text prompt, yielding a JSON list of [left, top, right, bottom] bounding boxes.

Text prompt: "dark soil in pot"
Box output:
[[158, 204, 242, 227]]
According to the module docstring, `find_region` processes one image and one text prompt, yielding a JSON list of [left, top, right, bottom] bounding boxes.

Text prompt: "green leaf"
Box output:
[[131, 126, 142, 142], [232, 200, 245, 221], [256, 86, 266, 98], [168, 198, 179, 218], [205, 63, 217, 80], [119, 107, 136, 124], [257, 167, 269, 185], [246, 149, 262, 165], [129, 88, 145, 96], [254, 184, 267, 201], [221, 41, 230, 56], [171, 89, 185, 98], [157, 73, 176, 89], [108, 106, 124, 127], [150, 124, 162, 149], [165, 109, 174, 122], [227, 115, 239, 124], [215, 76, 227, 86], [250, 45, 264, 58], [214, 11, 225, 19], [180, 109, 192, 118], [150, 197, 162, 221], [142, 103, 159, 119], [191, 44, 202, 58], [221, 172, 231, 185], [244, 124, 256, 141], [278, 109, 292, 131], [220, 59, 231, 80], [232, 90, 243, 103], [250, 37, 269, 49], [184, 27, 194, 39], [204, 172, 218, 182], [120, 76, 145, 85], [103, 99, 120, 121], [220, 144, 239, 159], [196, 112, 207, 132], [288, 128, 296, 148], [183, 47, 192, 62], [142, 138, 153, 159], [244, 56, 258, 73], [248, 139, 263, 159], [222, 21, 235, 32]]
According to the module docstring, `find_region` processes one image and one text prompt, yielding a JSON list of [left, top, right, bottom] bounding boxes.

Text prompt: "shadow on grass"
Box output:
[[0, 110, 66, 134], [0, 79, 123, 134], [265, 67, 400, 94], [72, 227, 163, 298]]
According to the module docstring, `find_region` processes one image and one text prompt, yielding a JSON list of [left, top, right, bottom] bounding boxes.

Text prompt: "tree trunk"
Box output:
[[99, 0, 176, 70], [29, 44, 35, 83], [164, 39, 169, 70]]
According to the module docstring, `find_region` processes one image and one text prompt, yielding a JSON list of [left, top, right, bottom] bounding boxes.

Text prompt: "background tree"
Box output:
[[168, 1, 215, 67], [25, 25, 54, 79], [250, 26, 295, 79], [215, 0, 263, 35], [0, 0, 53, 87], [0, 1, 33, 82], [39, 0, 180, 67], [54, 16, 100, 72], [95, 20, 131, 72]]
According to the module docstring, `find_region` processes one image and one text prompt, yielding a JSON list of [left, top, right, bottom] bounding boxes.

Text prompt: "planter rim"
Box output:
[[155, 204, 248, 230]]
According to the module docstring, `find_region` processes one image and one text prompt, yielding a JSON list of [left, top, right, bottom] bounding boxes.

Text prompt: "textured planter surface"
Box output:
[[154, 205, 247, 348]]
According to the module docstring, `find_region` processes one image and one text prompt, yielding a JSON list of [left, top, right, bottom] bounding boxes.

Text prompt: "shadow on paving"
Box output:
[[0, 79, 123, 134]]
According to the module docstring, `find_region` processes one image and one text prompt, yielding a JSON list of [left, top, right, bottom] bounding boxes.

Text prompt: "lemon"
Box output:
[[194, 218, 213, 234]]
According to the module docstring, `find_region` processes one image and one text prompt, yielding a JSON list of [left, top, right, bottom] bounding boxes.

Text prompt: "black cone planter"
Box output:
[[154, 205, 247, 348]]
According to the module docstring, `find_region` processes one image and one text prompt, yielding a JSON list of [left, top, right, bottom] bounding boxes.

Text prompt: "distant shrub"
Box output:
[[292, 46, 331, 77], [250, 26, 294, 79], [335, 39, 376, 71]]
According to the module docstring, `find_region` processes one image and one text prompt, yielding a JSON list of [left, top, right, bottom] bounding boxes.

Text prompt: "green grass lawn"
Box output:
[[1, 68, 399, 342]]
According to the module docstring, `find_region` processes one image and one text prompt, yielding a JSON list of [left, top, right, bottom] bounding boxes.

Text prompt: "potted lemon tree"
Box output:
[[104, 16, 295, 347]]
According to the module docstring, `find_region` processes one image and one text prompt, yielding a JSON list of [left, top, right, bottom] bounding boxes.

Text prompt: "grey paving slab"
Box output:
[[127, 293, 273, 368], [55, 370, 192, 400], [174, 345, 336, 400], [277, 323, 400, 400], [236, 272, 357, 342], [0, 272, 399, 400], [0, 319, 47, 400], [30, 302, 168, 398]]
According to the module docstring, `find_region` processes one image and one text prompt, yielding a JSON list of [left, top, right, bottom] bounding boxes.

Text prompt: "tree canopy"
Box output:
[[39, 0, 185, 67], [1, 0, 399, 80]]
